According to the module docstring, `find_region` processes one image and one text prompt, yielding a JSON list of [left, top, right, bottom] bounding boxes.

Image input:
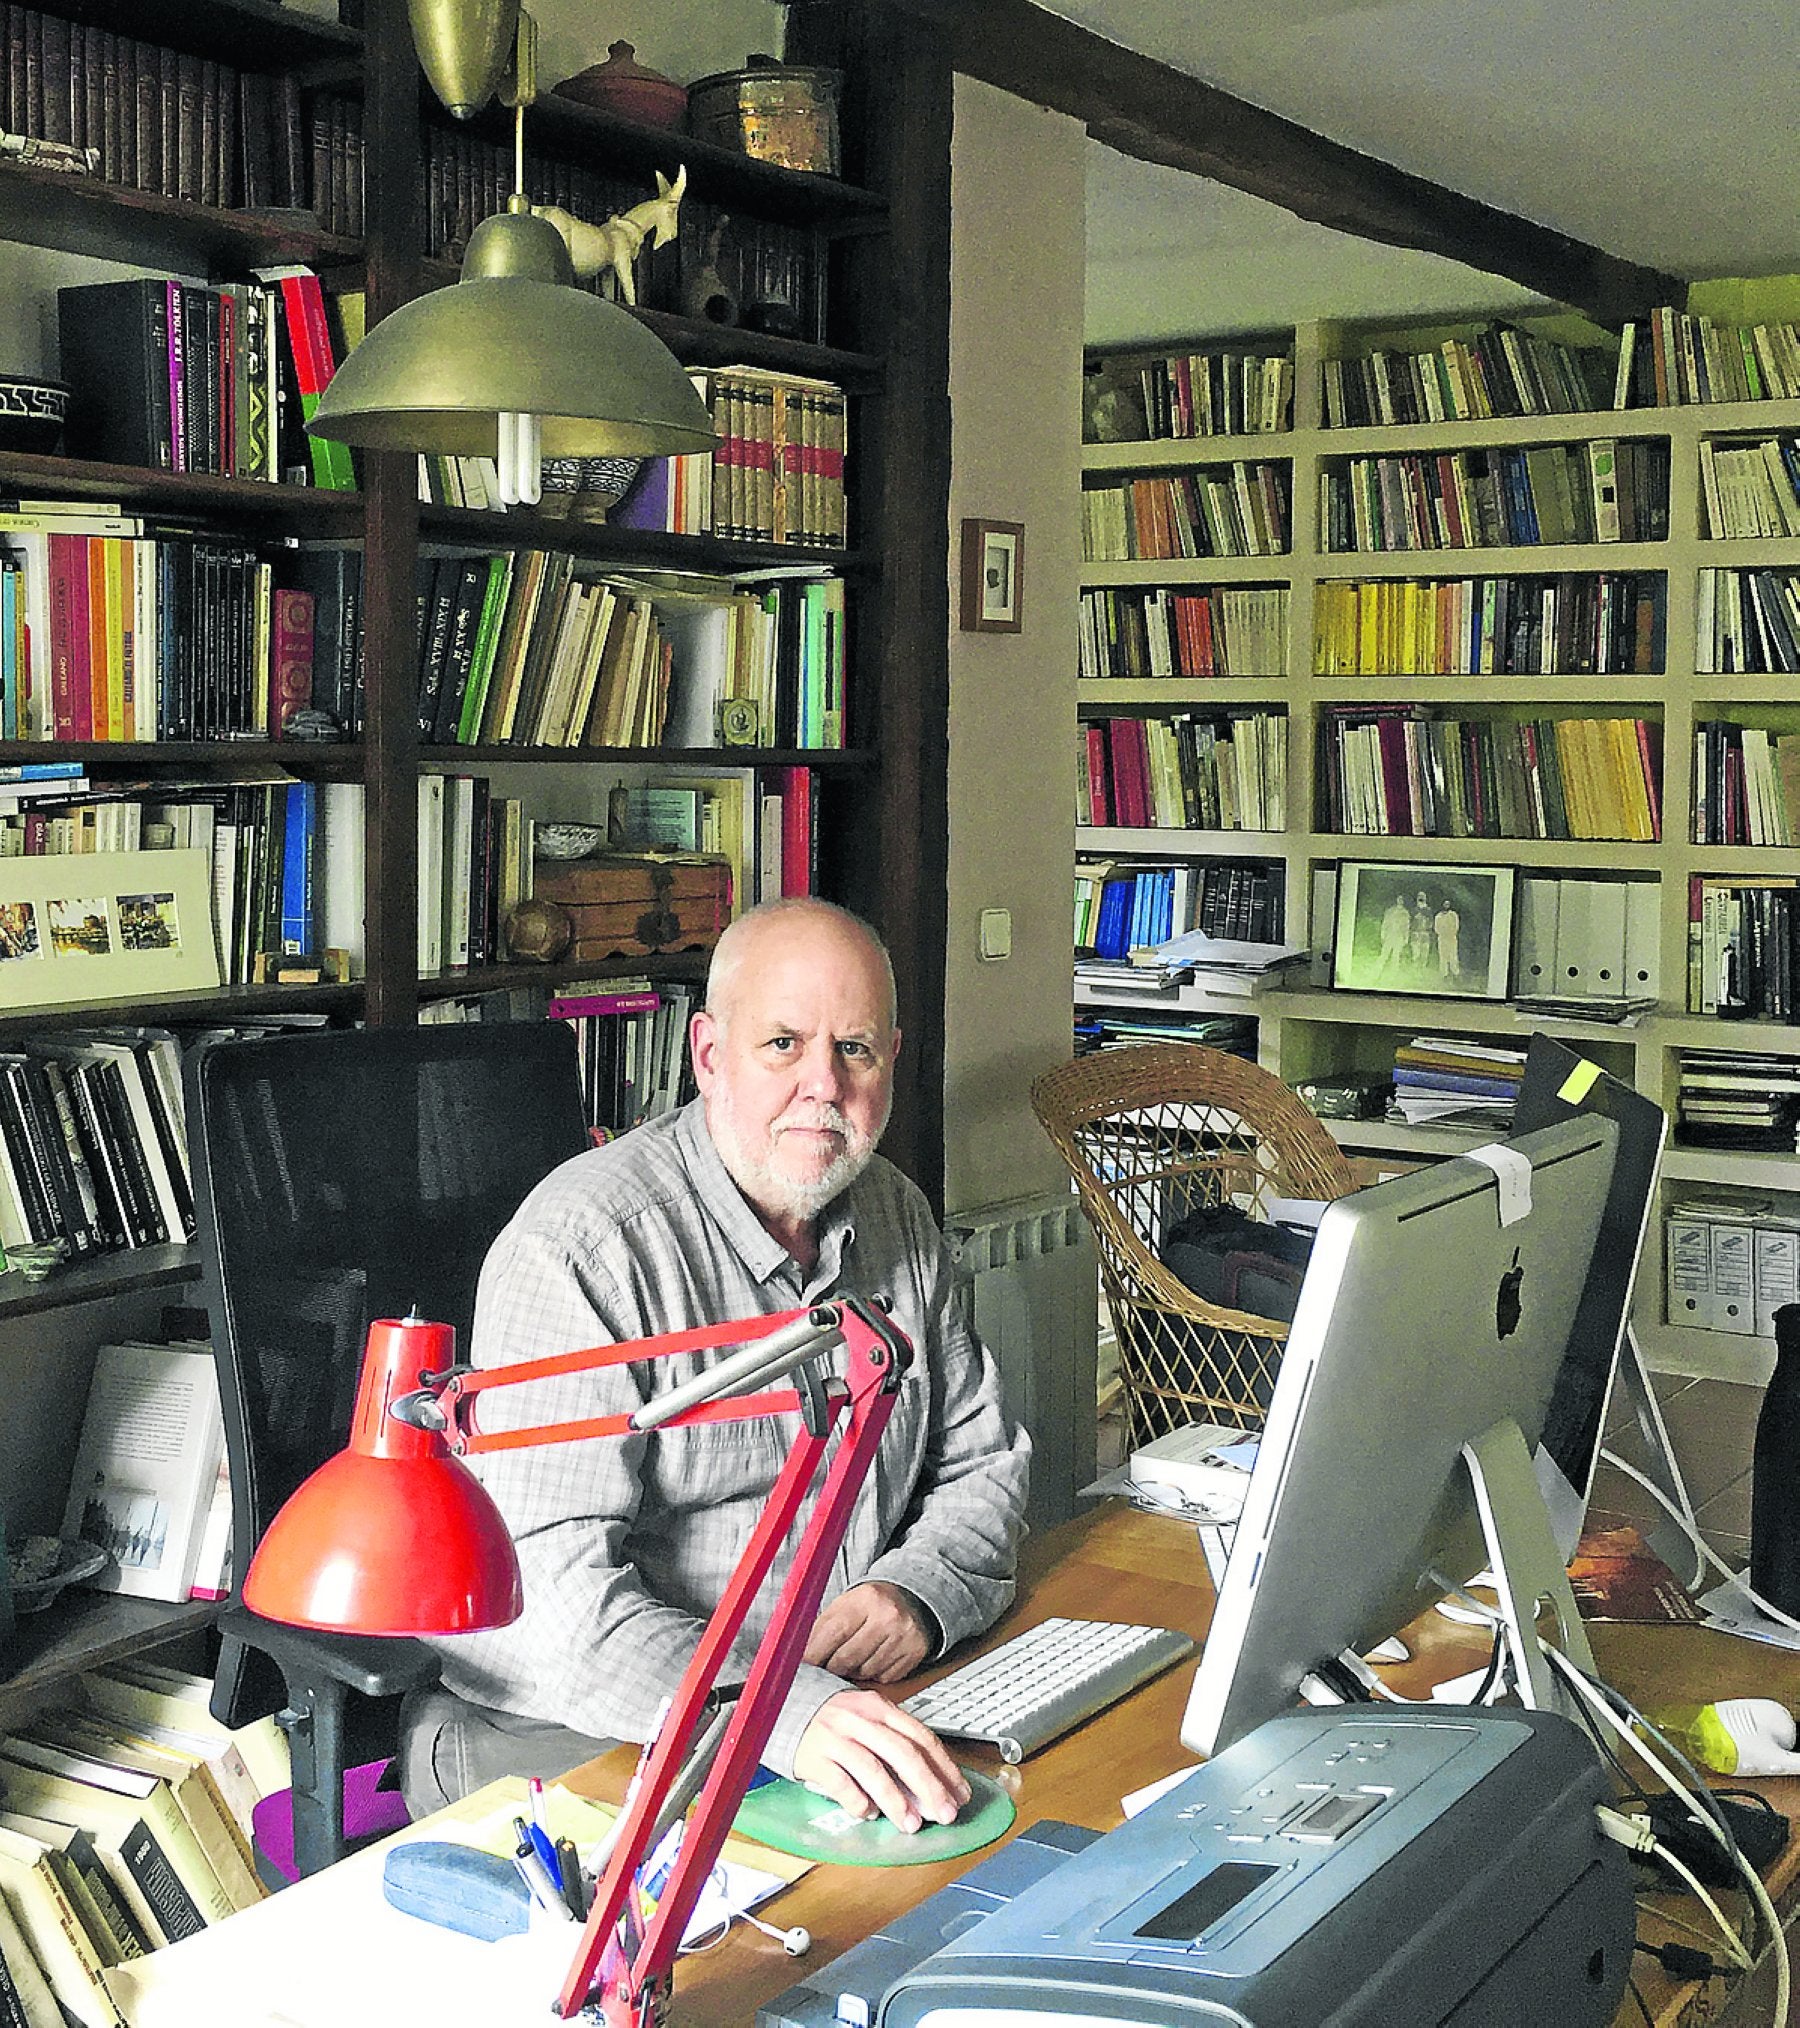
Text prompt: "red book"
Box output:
[[270, 587, 316, 737], [778, 765, 815, 897], [1375, 715, 1413, 834], [548, 992, 662, 1019], [1635, 716, 1661, 840], [46, 534, 92, 742], [1084, 723, 1109, 825]]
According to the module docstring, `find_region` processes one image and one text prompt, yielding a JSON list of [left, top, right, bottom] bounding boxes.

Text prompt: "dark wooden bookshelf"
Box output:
[[415, 949, 711, 1003], [39, 0, 358, 63], [0, 1242, 198, 1321], [0, 449, 364, 530], [0, 1594, 216, 1734], [0, 981, 362, 1032], [0, 159, 363, 270], [417, 743, 874, 769], [0, 740, 367, 776], [415, 502, 867, 576]]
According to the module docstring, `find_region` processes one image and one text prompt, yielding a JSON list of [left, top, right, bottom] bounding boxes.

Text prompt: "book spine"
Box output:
[[269, 587, 314, 736]]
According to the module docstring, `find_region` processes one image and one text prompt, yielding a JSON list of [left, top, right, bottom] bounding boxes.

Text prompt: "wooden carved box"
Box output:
[[531, 852, 733, 960]]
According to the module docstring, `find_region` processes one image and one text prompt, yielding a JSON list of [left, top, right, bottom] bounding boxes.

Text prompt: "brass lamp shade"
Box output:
[[308, 211, 720, 462], [408, 0, 518, 120]]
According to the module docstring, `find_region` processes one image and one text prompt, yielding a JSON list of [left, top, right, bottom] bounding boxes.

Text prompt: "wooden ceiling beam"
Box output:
[[891, 0, 1682, 324]]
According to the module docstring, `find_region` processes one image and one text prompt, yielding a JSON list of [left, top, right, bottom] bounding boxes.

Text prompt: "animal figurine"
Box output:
[[537, 165, 686, 307]]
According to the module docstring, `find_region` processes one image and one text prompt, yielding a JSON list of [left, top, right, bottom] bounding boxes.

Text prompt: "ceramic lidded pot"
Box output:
[[554, 42, 688, 129]]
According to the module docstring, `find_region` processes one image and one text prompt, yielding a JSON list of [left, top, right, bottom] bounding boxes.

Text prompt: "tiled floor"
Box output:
[[1589, 1371, 1764, 1569], [1098, 1372, 1766, 1573]]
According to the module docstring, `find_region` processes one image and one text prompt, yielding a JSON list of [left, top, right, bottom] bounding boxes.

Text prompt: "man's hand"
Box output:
[[792, 1689, 970, 1833], [805, 1580, 932, 1684]]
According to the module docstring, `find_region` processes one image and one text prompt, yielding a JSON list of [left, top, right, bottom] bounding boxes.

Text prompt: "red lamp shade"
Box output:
[[241, 1316, 524, 1636]]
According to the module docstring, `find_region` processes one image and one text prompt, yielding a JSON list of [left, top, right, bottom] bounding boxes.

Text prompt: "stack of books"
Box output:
[[1387, 1036, 1525, 1128], [1675, 1049, 1800, 1152], [1074, 1009, 1256, 1058]]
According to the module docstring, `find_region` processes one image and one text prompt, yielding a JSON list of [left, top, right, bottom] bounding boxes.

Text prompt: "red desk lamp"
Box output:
[[241, 1296, 911, 2025]]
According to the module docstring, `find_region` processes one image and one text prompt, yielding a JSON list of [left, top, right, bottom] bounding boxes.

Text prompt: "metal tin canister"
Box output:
[[686, 61, 842, 177]]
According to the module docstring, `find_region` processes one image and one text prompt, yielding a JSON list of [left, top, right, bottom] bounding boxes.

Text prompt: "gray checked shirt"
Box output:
[[431, 1097, 1032, 1777]]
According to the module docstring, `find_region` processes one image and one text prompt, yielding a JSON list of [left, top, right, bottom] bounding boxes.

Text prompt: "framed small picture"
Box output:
[[959, 517, 1024, 633], [1332, 861, 1515, 1000], [0, 850, 218, 1011]]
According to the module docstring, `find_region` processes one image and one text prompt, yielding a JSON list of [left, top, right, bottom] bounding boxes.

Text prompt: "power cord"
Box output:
[[1559, 1653, 1789, 2022], [1634, 1936, 1740, 1983], [1600, 1445, 1800, 1638]]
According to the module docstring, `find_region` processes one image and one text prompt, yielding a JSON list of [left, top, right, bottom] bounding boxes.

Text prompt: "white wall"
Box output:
[[944, 77, 1087, 1220]]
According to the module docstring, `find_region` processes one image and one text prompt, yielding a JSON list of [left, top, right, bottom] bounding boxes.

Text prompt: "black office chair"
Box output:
[[185, 1021, 591, 1882]]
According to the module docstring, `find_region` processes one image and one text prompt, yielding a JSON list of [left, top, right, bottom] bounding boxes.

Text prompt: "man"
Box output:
[[402, 898, 1032, 1835]]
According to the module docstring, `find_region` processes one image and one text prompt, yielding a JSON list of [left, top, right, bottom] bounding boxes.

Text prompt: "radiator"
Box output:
[[946, 1191, 1097, 1531]]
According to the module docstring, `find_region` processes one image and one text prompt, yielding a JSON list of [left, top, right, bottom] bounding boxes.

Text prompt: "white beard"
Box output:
[[707, 1089, 885, 1225]]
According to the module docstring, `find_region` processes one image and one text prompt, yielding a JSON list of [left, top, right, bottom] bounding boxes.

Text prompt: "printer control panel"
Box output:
[[1094, 1717, 1513, 1966]]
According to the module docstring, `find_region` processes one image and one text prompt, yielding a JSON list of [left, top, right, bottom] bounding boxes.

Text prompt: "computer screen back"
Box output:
[[1511, 1034, 1668, 1555], [1183, 1114, 1618, 1758]]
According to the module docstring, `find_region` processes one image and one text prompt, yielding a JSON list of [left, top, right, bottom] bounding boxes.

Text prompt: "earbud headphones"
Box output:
[[739, 1910, 812, 1956]]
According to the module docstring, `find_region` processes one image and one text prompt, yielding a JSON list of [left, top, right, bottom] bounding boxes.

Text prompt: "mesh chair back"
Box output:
[[1032, 1043, 1358, 1445], [187, 1022, 590, 1621]]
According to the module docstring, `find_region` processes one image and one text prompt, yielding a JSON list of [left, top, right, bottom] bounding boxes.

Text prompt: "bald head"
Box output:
[[704, 898, 898, 1038]]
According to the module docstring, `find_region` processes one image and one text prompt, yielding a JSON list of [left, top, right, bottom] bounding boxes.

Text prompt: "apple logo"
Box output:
[[1495, 1247, 1524, 1339]]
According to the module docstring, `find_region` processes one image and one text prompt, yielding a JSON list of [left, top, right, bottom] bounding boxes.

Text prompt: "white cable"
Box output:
[[1550, 1648, 1792, 2016], [1647, 1841, 1755, 1973], [1600, 1445, 1800, 1637]]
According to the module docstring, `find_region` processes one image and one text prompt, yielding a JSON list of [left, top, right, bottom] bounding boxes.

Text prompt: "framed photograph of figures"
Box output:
[[1331, 861, 1515, 1001]]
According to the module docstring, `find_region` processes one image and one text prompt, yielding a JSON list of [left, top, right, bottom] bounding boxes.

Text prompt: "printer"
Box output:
[[875, 1706, 1635, 2027]]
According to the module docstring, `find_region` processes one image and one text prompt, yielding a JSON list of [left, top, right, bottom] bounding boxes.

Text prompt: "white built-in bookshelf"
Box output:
[[1079, 314, 1800, 1386]]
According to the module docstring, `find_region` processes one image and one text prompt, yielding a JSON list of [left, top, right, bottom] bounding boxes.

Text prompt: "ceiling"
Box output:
[[529, 0, 1799, 350], [1056, 0, 1800, 345]]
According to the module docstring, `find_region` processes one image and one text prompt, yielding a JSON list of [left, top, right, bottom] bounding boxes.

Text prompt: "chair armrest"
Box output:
[[214, 1602, 441, 1704]]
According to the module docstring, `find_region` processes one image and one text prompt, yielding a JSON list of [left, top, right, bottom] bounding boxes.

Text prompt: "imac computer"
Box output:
[[1511, 1033, 1695, 1568], [1183, 1112, 1620, 1759]]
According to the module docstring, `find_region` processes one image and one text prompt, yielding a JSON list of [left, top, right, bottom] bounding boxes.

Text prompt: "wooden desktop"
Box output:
[[561, 1504, 1800, 2028]]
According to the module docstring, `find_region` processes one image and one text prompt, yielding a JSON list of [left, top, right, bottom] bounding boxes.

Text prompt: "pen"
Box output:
[[528, 1775, 548, 1832], [554, 1835, 586, 1919], [514, 1841, 575, 1921], [528, 1820, 562, 1881]]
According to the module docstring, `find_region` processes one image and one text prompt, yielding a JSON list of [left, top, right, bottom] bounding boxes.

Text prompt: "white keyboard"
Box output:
[[899, 1616, 1196, 1764]]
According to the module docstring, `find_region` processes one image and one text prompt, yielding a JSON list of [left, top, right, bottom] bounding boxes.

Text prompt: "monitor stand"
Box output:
[[1612, 1322, 1705, 1589], [1458, 1417, 1596, 1726]]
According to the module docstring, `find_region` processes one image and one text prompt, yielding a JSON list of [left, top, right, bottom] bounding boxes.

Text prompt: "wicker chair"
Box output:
[[1032, 1043, 1358, 1446]]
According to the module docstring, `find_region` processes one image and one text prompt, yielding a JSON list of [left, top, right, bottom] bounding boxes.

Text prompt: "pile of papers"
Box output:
[[1126, 931, 1309, 1000], [1387, 1035, 1525, 1127]]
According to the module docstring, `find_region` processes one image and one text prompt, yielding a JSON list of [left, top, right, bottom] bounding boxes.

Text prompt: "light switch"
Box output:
[[978, 908, 1012, 961]]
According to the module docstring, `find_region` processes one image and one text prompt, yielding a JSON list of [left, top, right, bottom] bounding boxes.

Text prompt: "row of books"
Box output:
[[1318, 439, 1669, 553], [1312, 572, 1667, 678], [1698, 436, 1800, 540], [1689, 881, 1800, 1022], [1692, 722, 1800, 847], [414, 776, 531, 978], [1673, 1049, 1800, 1153], [442, 555, 842, 753], [1075, 856, 1282, 957], [1077, 585, 1287, 681], [0, 1028, 191, 1264], [0, 5, 314, 214], [1320, 325, 1614, 429], [0, 1654, 292, 2017], [1318, 710, 1662, 842], [548, 983, 698, 1140], [0, 514, 325, 743], [1666, 1197, 1800, 1334], [1072, 1009, 1256, 1059], [0, 778, 359, 985], [1697, 568, 1800, 676], [1080, 465, 1291, 563], [1081, 348, 1295, 443], [1617, 310, 1800, 409], [619, 370, 848, 551], [1078, 713, 1287, 833], [1386, 1035, 1524, 1128], [57, 270, 348, 489]]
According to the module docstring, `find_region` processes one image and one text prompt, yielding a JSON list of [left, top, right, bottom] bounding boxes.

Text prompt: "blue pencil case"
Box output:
[[382, 1840, 532, 1941]]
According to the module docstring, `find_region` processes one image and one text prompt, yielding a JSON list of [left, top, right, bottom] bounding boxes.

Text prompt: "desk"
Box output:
[[556, 1506, 1800, 2028], [110, 1504, 1800, 2027]]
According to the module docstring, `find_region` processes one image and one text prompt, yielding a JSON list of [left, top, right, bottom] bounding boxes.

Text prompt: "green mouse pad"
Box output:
[[730, 1767, 1015, 1866]]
